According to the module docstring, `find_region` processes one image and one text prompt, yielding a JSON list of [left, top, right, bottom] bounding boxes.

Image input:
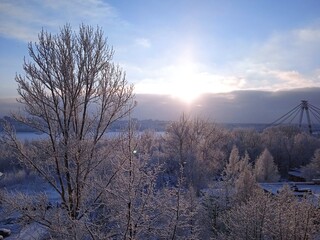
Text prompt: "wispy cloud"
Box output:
[[1, 1, 320, 96], [254, 25, 320, 70], [226, 24, 320, 91], [0, 0, 120, 42], [0, 1, 45, 41], [134, 38, 151, 48], [123, 21, 320, 96]]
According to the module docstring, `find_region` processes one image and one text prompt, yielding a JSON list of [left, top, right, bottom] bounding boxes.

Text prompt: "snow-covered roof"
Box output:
[[259, 182, 320, 201], [288, 169, 304, 178]]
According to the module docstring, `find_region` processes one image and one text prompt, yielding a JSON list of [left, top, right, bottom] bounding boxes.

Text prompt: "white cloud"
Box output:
[[294, 26, 320, 43], [226, 24, 320, 92], [242, 67, 316, 91], [254, 24, 320, 71], [0, 22, 38, 42], [41, 0, 117, 21], [134, 38, 151, 48], [0, 1, 44, 41], [127, 22, 320, 96], [3, 1, 319, 96]]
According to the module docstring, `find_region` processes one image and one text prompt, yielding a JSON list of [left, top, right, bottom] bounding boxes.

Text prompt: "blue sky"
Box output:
[[1, 0, 320, 103]]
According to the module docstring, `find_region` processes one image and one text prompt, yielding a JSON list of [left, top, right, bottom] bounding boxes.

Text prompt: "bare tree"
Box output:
[[2, 23, 135, 225], [164, 114, 227, 193], [83, 123, 200, 240], [231, 128, 263, 161], [156, 166, 200, 240]]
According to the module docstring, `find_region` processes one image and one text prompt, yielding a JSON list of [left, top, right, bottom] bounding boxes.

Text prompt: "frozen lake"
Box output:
[[0, 132, 48, 141], [15, 132, 48, 141], [2, 131, 165, 141], [12, 132, 121, 141]]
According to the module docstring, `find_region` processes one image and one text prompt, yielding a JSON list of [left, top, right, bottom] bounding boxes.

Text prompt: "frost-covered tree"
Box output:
[[158, 171, 200, 240], [187, 117, 227, 176], [163, 114, 227, 192], [231, 128, 263, 161], [219, 186, 320, 239], [291, 132, 320, 167], [219, 189, 272, 240], [301, 148, 320, 181], [90, 124, 164, 239], [261, 126, 302, 175], [101, 124, 197, 240], [268, 185, 320, 239], [223, 145, 241, 183], [222, 148, 257, 204], [199, 181, 233, 238], [234, 152, 257, 202], [1, 23, 135, 233], [254, 148, 280, 182]]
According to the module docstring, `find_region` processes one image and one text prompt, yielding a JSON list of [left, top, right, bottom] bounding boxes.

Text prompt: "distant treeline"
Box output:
[[1, 116, 318, 134], [0, 116, 170, 133]]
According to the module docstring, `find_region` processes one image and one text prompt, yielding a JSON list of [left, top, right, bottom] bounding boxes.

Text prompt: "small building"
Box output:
[[259, 182, 320, 206], [288, 168, 306, 182]]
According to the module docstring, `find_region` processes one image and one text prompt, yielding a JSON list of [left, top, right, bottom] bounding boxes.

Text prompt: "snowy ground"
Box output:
[[0, 173, 59, 239]]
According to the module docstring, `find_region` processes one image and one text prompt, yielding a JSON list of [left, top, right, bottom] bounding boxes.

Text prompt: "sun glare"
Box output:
[[168, 61, 203, 103], [134, 52, 238, 102], [171, 82, 202, 103]]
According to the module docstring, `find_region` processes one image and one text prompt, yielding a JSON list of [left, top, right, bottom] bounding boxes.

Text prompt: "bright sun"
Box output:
[[169, 61, 205, 103], [171, 82, 202, 103], [134, 52, 236, 102], [168, 59, 237, 103]]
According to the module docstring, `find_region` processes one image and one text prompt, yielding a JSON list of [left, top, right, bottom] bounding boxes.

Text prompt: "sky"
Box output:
[[1, 0, 320, 121]]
